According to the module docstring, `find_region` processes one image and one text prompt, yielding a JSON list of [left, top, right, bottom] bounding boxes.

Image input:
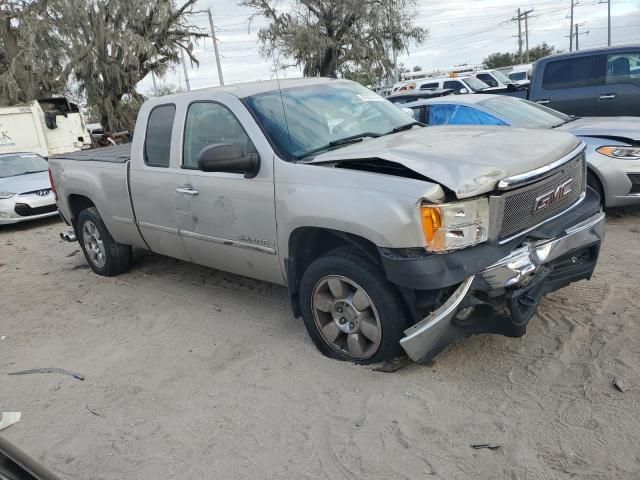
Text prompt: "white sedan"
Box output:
[[0, 153, 58, 225]]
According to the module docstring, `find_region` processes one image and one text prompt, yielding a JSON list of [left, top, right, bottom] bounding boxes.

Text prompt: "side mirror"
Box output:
[[401, 107, 416, 119], [458, 88, 469, 94], [197, 144, 260, 179]]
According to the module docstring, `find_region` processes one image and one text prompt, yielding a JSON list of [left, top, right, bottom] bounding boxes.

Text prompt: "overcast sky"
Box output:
[[139, 0, 640, 93]]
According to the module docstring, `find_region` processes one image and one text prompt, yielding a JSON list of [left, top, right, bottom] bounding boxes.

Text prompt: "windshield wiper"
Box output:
[[388, 121, 425, 134], [296, 132, 381, 160], [552, 116, 580, 128]]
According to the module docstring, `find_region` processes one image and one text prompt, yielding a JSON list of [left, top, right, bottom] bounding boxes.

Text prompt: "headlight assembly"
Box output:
[[421, 197, 489, 252], [596, 146, 640, 160]]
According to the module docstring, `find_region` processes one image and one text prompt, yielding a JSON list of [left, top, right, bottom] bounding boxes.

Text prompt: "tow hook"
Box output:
[[60, 230, 77, 242]]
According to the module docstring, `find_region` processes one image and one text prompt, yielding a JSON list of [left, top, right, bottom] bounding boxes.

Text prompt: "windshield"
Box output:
[[243, 81, 414, 160], [491, 70, 513, 84], [461, 77, 491, 92], [479, 96, 571, 128], [509, 71, 527, 81], [0, 153, 48, 178]]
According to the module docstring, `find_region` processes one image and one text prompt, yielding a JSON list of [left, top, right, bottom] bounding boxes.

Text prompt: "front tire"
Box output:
[[77, 207, 131, 276], [299, 247, 409, 364]]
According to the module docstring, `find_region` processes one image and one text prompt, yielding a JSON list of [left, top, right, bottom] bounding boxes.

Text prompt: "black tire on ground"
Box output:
[[587, 170, 605, 208], [77, 207, 132, 276], [298, 246, 410, 364]]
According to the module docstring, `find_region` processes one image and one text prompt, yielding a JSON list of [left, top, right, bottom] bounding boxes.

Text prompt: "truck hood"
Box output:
[[309, 126, 581, 198], [557, 116, 640, 143], [0, 171, 50, 195]]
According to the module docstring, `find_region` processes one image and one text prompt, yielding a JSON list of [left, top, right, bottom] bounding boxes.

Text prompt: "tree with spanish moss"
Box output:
[[0, 0, 67, 105], [241, 0, 427, 79], [59, 0, 207, 130]]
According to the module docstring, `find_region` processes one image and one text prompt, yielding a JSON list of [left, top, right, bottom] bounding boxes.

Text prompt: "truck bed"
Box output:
[[54, 144, 131, 163]]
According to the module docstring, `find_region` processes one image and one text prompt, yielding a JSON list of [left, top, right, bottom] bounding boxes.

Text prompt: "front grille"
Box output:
[[629, 174, 640, 194], [14, 203, 57, 217], [493, 152, 586, 240]]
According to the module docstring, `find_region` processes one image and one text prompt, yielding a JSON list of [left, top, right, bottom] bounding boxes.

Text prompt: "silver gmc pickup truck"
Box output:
[[49, 78, 605, 364]]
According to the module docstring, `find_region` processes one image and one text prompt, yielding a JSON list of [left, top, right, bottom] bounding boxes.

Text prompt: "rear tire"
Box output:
[[299, 247, 409, 364], [77, 207, 131, 276]]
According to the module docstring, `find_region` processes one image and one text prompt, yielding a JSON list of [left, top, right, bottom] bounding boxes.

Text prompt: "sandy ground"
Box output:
[[1, 210, 639, 480]]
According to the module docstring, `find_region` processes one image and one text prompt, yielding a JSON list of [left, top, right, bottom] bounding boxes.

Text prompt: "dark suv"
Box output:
[[528, 45, 640, 116]]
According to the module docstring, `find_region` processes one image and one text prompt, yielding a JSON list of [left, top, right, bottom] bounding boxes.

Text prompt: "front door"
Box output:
[[178, 100, 282, 284], [597, 50, 640, 116]]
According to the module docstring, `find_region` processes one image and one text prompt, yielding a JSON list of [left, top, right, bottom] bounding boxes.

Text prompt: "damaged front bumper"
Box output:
[[399, 211, 605, 363]]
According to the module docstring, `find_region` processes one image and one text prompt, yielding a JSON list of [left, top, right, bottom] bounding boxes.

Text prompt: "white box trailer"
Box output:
[[0, 98, 91, 157]]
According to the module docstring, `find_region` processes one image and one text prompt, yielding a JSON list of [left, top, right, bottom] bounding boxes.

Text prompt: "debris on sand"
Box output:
[[9, 368, 85, 381], [0, 412, 21, 431], [471, 443, 501, 450]]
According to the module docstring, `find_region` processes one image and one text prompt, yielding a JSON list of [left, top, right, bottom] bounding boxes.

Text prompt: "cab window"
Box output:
[[144, 104, 175, 167], [477, 73, 498, 88], [183, 102, 255, 169], [542, 55, 605, 90], [443, 80, 464, 92], [606, 52, 640, 85]]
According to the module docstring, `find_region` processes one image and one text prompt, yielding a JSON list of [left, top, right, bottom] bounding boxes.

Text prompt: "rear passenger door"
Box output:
[[129, 104, 192, 261], [597, 51, 640, 116], [532, 55, 605, 116]]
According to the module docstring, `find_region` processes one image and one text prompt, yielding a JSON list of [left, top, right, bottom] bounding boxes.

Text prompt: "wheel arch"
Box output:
[[285, 227, 382, 317], [586, 166, 606, 207], [67, 194, 97, 231]]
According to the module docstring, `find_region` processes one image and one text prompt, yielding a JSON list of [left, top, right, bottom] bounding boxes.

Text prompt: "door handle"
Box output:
[[176, 186, 199, 196], [599, 93, 616, 100], [536, 99, 550, 105]]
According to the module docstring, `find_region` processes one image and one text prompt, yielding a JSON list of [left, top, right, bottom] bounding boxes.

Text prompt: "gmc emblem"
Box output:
[[533, 179, 573, 213]]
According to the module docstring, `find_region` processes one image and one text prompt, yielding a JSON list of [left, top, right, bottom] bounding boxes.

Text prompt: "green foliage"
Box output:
[[483, 42, 555, 69], [0, 1, 67, 105], [241, 0, 427, 78], [58, 0, 206, 130], [0, 0, 205, 129]]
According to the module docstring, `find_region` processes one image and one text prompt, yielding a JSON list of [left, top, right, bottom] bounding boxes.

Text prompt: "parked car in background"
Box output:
[[391, 76, 490, 95], [403, 94, 640, 207], [528, 45, 640, 116], [386, 88, 453, 104], [0, 152, 58, 224], [49, 78, 605, 365], [507, 63, 533, 85], [473, 69, 516, 89]]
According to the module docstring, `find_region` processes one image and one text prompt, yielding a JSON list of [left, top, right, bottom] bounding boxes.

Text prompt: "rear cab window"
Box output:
[[144, 104, 176, 167], [541, 55, 605, 90]]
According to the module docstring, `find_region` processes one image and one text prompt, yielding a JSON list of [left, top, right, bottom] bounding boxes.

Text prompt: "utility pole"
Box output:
[[510, 9, 534, 64], [571, 23, 589, 50], [607, 0, 611, 46], [517, 8, 523, 63], [181, 49, 191, 92], [569, 0, 576, 52], [524, 10, 531, 63], [151, 71, 159, 97], [207, 9, 225, 86]]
